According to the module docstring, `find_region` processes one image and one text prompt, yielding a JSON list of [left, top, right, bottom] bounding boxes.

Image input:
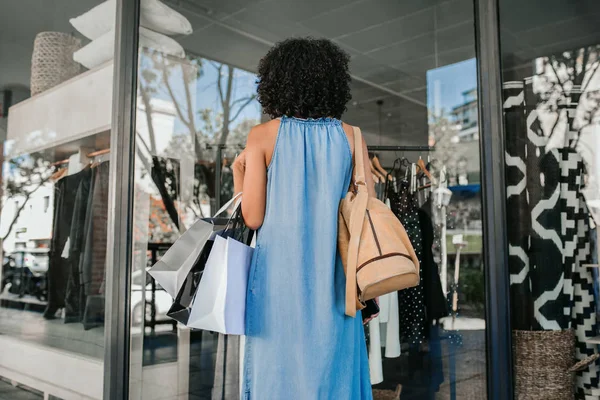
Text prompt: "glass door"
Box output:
[[0, 1, 118, 399], [127, 0, 488, 398]]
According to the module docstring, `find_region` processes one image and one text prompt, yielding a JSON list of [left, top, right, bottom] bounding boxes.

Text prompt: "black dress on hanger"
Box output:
[[388, 180, 426, 345]]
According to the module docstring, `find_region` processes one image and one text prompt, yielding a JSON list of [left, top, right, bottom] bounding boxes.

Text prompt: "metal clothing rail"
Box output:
[[205, 143, 245, 150], [368, 145, 435, 152]]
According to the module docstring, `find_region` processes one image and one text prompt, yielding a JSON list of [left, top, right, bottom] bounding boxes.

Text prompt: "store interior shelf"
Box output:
[[6, 61, 113, 159]]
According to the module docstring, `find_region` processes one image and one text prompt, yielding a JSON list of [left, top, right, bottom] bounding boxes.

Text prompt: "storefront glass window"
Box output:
[[499, 1, 600, 398], [0, 1, 117, 398], [130, 1, 488, 398]]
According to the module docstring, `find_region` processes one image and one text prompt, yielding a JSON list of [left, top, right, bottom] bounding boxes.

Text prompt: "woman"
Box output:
[[233, 37, 375, 399]]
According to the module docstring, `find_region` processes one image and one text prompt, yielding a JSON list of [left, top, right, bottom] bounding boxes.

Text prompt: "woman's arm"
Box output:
[[233, 127, 268, 230]]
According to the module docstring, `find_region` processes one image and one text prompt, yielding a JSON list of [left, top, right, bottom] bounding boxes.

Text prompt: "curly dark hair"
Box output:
[[256, 37, 352, 119]]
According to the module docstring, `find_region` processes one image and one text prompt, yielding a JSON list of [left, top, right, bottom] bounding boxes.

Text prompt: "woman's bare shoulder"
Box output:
[[247, 119, 281, 165]]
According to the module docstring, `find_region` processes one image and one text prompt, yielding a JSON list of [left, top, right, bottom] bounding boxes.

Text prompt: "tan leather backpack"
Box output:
[[338, 126, 420, 317]]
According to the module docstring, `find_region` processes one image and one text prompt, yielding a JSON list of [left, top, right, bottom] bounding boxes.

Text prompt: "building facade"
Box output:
[[0, 0, 599, 399]]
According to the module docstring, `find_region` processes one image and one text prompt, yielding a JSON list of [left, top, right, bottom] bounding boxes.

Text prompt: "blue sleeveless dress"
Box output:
[[242, 117, 372, 399]]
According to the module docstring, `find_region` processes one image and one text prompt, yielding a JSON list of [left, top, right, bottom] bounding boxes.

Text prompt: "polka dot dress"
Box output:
[[388, 180, 426, 346]]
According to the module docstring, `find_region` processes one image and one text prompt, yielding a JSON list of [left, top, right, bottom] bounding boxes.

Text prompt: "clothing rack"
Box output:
[[87, 148, 110, 158], [50, 148, 110, 167], [368, 145, 434, 152]]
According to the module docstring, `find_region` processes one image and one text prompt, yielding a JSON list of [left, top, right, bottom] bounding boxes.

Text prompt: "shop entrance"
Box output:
[[128, 1, 487, 399]]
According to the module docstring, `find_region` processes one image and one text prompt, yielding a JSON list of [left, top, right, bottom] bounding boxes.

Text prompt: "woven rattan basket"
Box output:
[[31, 32, 82, 96], [513, 329, 575, 400]]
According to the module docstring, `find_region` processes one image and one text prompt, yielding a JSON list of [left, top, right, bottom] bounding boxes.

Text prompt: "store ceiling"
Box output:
[[2, 0, 600, 146], [170, 0, 477, 145]]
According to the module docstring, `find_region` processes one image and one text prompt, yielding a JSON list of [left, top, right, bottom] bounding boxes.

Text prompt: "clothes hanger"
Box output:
[[50, 167, 67, 182], [371, 154, 391, 181], [417, 156, 434, 182], [369, 156, 385, 182]]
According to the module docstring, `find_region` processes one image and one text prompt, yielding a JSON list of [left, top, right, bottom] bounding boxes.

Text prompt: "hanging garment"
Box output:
[[388, 181, 426, 345], [45, 169, 91, 319], [418, 206, 448, 323], [242, 117, 372, 399], [80, 161, 110, 329], [379, 291, 401, 358], [368, 317, 383, 385], [64, 168, 93, 322]]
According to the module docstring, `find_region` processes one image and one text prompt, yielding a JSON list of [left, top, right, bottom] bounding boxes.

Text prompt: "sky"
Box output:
[[426, 58, 478, 118]]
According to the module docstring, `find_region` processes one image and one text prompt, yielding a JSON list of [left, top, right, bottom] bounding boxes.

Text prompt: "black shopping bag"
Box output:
[[167, 239, 214, 325]]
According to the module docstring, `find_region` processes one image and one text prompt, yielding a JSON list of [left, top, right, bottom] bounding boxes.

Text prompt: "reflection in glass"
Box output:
[[0, 0, 116, 397], [130, 1, 487, 399], [500, 2, 600, 397]]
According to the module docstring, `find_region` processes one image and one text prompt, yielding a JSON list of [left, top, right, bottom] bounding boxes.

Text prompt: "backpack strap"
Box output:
[[345, 126, 369, 316]]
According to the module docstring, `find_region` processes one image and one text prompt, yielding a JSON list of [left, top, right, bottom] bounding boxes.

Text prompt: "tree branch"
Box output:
[[2, 177, 48, 241], [216, 65, 225, 106], [139, 84, 158, 154], [180, 63, 204, 159], [229, 95, 257, 124], [159, 61, 191, 129]]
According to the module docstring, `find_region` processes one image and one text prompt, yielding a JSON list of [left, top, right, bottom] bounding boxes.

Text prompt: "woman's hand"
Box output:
[[362, 297, 380, 325], [233, 150, 247, 195]]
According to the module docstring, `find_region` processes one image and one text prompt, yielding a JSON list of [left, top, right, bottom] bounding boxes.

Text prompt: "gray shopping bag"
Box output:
[[149, 193, 242, 299], [148, 218, 214, 298]]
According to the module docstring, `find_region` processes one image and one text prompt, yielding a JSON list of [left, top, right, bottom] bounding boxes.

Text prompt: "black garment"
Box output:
[[45, 169, 91, 319], [64, 169, 93, 322], [80, 162, 110, 329], [388, 181, 426, 345], [418, 207, 448, 323]]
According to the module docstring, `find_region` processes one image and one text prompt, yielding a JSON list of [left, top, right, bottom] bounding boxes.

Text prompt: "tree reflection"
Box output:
[[136, 49, 259, 238]]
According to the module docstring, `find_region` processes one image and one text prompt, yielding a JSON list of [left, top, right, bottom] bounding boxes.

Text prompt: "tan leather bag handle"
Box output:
[[345, 126, 369, 316]]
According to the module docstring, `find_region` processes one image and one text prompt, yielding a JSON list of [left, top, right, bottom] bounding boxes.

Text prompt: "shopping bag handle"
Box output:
[[213, 192, 242, 219]]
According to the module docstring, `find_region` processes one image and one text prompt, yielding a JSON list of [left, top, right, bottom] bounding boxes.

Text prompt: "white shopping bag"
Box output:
[[187, 234, 254, 335], [149, 193, 242, 299]]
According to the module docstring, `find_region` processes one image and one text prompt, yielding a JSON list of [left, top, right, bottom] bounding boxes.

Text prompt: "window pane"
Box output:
[[129, 1, 487, 399], [0, 1, 116, 398], [499, 1, 600, 398]]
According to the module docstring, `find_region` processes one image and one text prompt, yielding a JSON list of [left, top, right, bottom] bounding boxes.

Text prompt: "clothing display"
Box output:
[[64, 168, 93, 321], [388, 180, 426, 345], [81, 161, 110, 328], [243, 117, 372, 399], [44, 161, 110, 330], [45, 168, 91, 319], [364, 159, 449, 391]]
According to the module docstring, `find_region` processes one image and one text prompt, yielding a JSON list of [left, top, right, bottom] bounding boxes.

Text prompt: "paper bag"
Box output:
[[187, 235, 254, 334]]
